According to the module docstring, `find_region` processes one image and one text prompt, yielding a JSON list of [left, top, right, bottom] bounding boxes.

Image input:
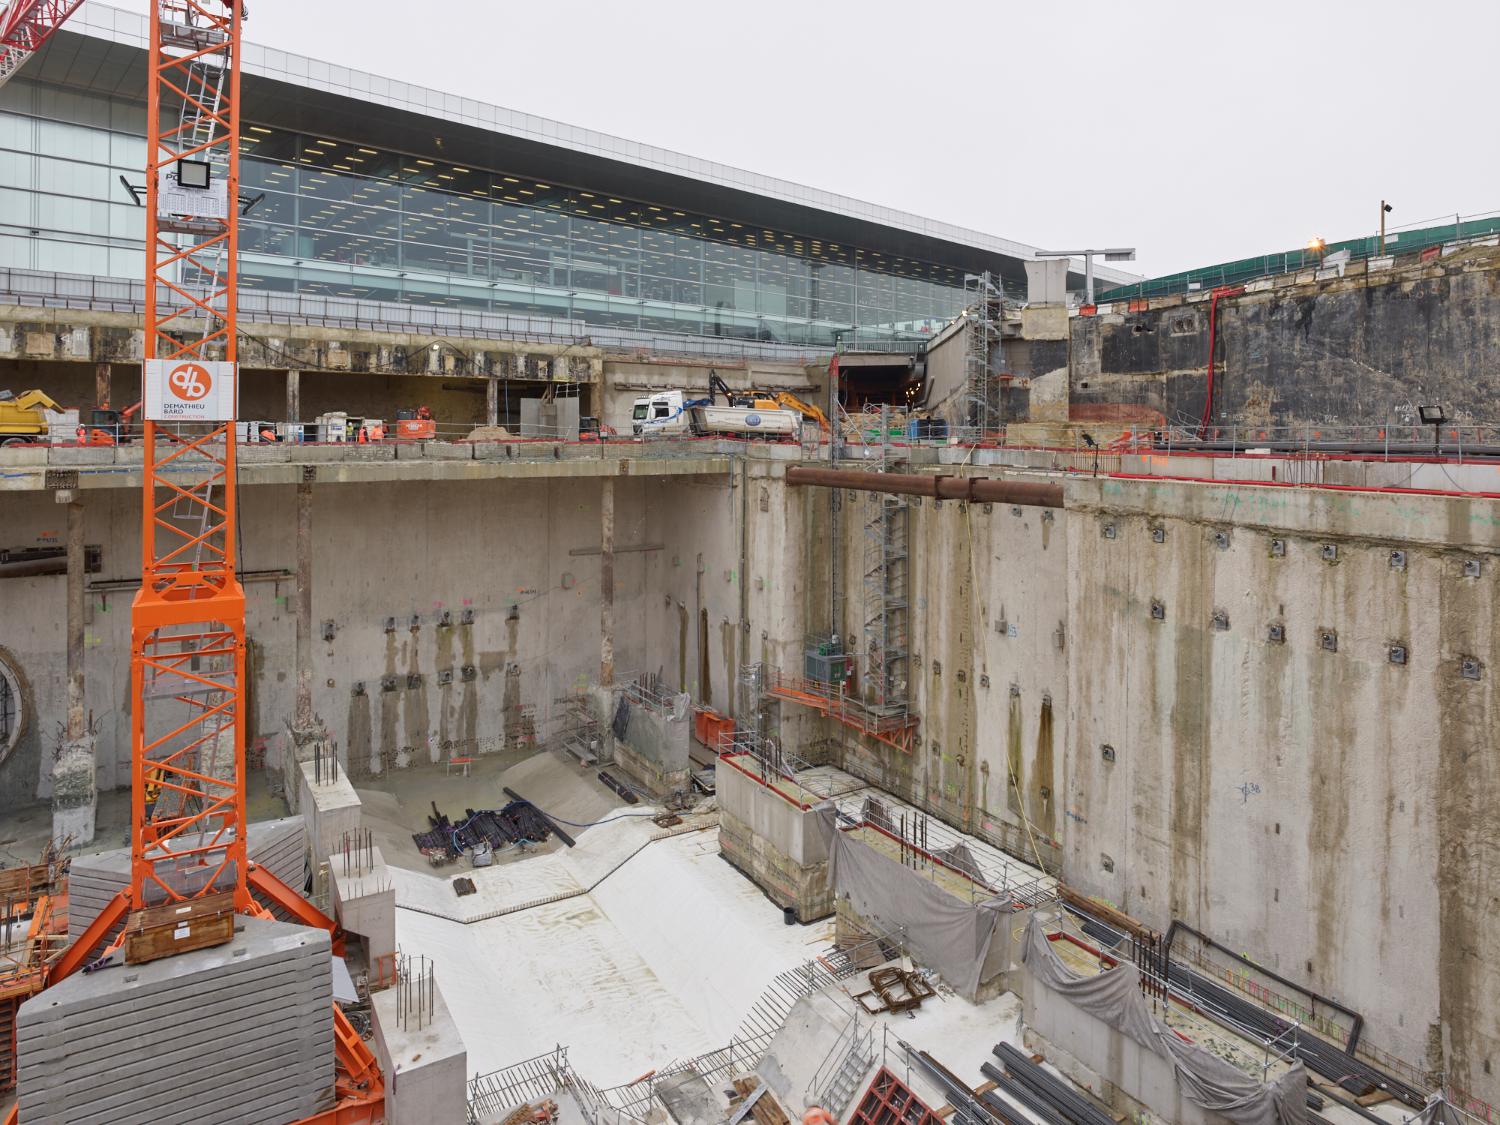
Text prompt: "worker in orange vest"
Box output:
[[803, 1105, 837, 1125]]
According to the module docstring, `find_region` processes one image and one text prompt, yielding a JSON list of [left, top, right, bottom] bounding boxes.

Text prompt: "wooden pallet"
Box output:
[[730, 1077, 790, 1125]]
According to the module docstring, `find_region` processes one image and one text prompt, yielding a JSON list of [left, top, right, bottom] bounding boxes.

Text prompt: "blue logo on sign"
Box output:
[[745, 413, 761, 426]]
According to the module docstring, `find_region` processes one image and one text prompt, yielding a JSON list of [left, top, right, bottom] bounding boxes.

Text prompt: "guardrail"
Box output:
[[0, 267, 829, 364], [1098, 207, 1500, 302]]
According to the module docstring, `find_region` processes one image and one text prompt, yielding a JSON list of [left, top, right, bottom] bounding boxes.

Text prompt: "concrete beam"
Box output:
[[295, 479, 313, 729], [53, 489, 95, 847], [286, 367, 301, 423], [601, 476, 615, 687], [0, 448, 735, 492]]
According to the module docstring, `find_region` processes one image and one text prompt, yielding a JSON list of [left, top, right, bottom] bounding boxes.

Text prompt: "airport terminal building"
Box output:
[[0, 3, 1133, 353]]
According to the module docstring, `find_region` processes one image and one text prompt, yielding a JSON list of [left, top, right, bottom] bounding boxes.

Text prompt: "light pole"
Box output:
[[1033, 247, 1136, 306], [1380, 200, 1393, 256]]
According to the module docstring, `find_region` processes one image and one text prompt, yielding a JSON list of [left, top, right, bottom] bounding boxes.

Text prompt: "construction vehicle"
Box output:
[[631, 371, 800, 439], [631, 388, 799, 439], [79, 401, 142, 445], [0, 389, 71, 445], [395, 405, 437, 440], [579, 416, 617, 443], [751, 390, 830, 434]]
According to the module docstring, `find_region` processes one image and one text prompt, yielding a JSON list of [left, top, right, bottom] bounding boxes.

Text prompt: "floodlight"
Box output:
[[177, 159, 211, 189]]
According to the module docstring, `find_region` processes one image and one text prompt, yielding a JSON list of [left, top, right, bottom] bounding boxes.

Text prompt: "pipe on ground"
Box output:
[[785, 464, 1064, 508]]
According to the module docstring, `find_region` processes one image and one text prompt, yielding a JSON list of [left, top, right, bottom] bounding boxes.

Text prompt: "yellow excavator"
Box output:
[[748, 390, 831, 433], [0, 389, 67, 446]]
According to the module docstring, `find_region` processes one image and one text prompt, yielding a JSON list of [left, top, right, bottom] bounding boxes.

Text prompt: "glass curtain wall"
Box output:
[[1, 80, 969, 346]]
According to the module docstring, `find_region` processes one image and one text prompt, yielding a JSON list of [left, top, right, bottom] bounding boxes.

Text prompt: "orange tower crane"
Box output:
[[1, 4, 384, 1121]]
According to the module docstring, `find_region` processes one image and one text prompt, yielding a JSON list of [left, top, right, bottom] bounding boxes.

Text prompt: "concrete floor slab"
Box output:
[[396, 827, 832, 1085]]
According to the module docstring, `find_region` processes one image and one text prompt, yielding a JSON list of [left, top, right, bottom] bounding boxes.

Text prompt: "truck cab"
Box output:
[[631, 391, 688, 436]]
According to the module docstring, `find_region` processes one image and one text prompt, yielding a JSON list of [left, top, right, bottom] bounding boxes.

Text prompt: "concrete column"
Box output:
[[66, 498, 85, 740], [53, 489, 95, 846], [295, 480, 313, 728], [600, 477, 614, 687], [286, 368, 301, 423], [94, 362, 111, 410], [485, 377, 499, 427]]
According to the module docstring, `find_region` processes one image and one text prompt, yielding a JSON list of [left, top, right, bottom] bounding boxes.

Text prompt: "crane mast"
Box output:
[[132, 0, 249, 913], [0, 9, 387, 1122]]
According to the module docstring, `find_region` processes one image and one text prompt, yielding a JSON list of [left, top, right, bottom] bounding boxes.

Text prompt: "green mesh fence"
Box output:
[[1098, 212, 1500, 302]]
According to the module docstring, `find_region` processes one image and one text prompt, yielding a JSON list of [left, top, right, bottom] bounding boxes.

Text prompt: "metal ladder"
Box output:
[[145, 3, 238, 829], [812, 1013, 875, 1119]]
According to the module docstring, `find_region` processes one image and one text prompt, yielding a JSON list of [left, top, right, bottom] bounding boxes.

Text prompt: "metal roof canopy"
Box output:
[[25, 2, 1139, 295]]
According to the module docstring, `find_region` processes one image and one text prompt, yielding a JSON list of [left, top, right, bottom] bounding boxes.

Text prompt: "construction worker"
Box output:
[[143, 765, 164, 818], [803, 1104, 837, 1125], [369, 420, 386, 441]]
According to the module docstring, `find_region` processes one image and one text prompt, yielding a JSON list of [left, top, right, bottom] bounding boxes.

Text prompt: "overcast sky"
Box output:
[[112, 0, 1500, 277]]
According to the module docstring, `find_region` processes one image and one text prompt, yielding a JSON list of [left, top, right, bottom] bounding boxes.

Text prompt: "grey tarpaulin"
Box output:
[[1412, 1095, 1467, 1124], [1021, 915, 1307, 1125], [824, 818, 1011, 999], [611, 696, 630, 741]]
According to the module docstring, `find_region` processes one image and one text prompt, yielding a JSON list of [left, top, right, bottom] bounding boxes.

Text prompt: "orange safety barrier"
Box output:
[[692, 708, 735, 751]]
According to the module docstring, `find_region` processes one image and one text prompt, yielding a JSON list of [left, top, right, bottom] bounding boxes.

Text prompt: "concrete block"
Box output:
[[472, 442, 518, 461], [1020, 306, 1069, 341], [299, 444, 396, 462], [300, 757, 362, 862], [372, 974, 467, 1125], [112, 444, 146, 466], [68, 817, 308, 939], [331, 844, 396, 961], [18, 915, 333, 1125], [418, 441, 475, 461], [47, 446, 114, 466], [239, 443, 291, 463], [0, 446, 47, 466]]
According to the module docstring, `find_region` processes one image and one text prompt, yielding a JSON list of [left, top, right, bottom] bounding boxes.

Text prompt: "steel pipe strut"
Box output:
[[785, 465, 1064, 508]]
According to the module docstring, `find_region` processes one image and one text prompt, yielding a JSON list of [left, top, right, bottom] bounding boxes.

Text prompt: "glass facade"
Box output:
[[0, 79, 969, 346]]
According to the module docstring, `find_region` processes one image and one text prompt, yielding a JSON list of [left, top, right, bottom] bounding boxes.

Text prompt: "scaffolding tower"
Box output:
[[861, 403, 910, 716], [963, 272, 1003, 441]]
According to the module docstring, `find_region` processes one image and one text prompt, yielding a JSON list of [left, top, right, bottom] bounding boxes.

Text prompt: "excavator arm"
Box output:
[[773, 391, 831, 433]]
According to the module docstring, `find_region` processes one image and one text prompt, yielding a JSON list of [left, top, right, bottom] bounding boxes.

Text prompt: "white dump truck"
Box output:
[[631, 389, 799, 439], [631, 371, 802, 440]]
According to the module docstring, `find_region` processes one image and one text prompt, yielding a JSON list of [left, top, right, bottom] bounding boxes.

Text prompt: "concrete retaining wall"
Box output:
[[1064, 476, 1500, 1099]]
